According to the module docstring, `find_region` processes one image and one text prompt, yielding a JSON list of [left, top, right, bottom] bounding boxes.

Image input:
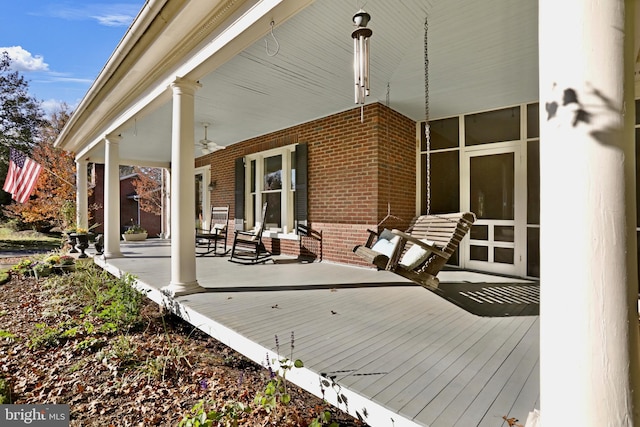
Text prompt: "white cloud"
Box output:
[[48, 3, 141, 27], [1, 46, 49, 72], [92, 13, 136, 27]]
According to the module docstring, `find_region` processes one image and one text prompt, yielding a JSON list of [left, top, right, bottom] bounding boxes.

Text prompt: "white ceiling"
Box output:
[[85, 0, 540, 164]]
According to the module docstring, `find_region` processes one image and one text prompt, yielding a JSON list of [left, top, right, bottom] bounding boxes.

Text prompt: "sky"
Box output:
[[0, 1, 146, 116]]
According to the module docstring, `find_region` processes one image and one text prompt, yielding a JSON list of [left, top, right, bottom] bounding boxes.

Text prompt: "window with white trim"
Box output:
[[245, 144, 297, 233]]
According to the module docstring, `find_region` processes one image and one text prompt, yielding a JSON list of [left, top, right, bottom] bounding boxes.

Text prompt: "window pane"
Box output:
[[528, 227, 540, 277], [264, 193, 281, 228], [470, 153, 514, 220], [423, 117, 459, 151], [495, 226, 515, 242], [636, 99, 640, 125], [528, 140, 540, 225], [636, 129, 640, 226], [250, 160, 256, 193], [264, 155, 282, 190], [470, 245, 488, 261], [195, 174, 203, 222], [422, 151, 460, 214], [465, 106, 520, 146], [527, 103, 539, 139], [494, 247, 514, 264], [291, 151, 296, 191], [471, 225, 488, 240]]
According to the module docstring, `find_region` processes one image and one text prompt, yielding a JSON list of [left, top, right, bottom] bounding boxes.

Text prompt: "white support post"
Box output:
[[539, 0, 640, 425], [75, 159, 89, 231], [162, 78, 203, 297], [102, 134, 123, 259]]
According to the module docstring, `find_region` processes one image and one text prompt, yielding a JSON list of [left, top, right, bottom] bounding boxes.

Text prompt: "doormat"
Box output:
[[435, 282, 539, 317]]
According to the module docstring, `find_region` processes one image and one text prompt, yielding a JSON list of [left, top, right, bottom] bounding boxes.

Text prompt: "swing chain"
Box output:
[[424, 16, 431, 216]]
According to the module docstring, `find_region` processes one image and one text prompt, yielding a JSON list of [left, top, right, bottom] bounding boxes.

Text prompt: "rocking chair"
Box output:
[[353, 212, 476, 289], [196, 205, 229, 256], [229, 202, 272, 264]]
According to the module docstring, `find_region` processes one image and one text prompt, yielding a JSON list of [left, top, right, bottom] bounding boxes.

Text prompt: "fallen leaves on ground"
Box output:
[[0, 262, 367, 426]]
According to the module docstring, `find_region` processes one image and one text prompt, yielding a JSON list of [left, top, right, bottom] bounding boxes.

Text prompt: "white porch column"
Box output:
[[162, 78, 203, 297], [102, 134, 123, 259], [539, 0, 640, 425], [75, 159, 89, 230]]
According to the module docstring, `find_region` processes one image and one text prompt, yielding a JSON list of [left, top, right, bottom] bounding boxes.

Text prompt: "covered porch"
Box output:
[[95, 240, 539, 427]]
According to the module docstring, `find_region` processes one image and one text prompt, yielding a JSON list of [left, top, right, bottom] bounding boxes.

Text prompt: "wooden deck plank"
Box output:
[[313, 309, 462, 378], [350, 315, 499, 399], [503, 359, 539, 426], [402, 317, 527, 422], [371, 318, 512, 408], [452, 319, 539, 427], [421, 317, 536, 426], [477, 324, 539, 427], [336, 311, 475, 391]]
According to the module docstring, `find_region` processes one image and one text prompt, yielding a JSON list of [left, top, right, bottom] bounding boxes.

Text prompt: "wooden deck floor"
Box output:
[[95, 239, 539, 427]]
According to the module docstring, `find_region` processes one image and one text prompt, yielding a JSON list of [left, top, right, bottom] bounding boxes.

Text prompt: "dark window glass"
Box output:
[[421, 151, 459, 214], [495, 226, 515, 242], [494, 247, 514, 264], [636, 129, 640, 227], [422, 117, 459, 151], [635, 99, 640, 125], [465, 106, 520, 146], [528, 140, 540, 225], [264, 193, 281, 228], [470, 153, 514, 220], [470, 245, 488, 261], [250, 160, 256, 193], [527, 103, 539, 139], [527, 227, 540, 278], [471, 225, 488, 240]]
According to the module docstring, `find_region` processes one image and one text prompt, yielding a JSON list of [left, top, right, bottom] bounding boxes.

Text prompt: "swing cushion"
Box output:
[[370, 229, 400, 258], [400, 239, 435, 269]]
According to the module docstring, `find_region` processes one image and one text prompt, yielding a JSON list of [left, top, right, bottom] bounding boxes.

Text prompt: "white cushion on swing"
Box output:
[[400, 239, 435, 269], [371, 230, 400, 258]]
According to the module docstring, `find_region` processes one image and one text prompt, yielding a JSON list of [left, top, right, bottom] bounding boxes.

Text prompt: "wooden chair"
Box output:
[[229, 202, 272, 264], [353, 212, 476, 289], [196, 205, 229, 256]]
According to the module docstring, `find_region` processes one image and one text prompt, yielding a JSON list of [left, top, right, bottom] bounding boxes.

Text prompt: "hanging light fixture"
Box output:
[[352, 9, 372, 112], [198, 122, 225, 155]]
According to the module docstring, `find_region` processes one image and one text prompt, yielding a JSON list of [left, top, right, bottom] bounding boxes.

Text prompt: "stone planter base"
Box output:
[[122, 232, 148, 241]]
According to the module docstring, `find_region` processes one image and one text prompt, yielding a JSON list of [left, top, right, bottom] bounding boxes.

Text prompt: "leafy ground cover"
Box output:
[[0, 259, 368, 427]]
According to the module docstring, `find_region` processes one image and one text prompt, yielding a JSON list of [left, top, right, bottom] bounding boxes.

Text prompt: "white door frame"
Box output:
[[460, 142, 527, 277]]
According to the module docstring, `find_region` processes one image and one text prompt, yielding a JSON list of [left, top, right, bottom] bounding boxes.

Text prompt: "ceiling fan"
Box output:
[[198, 122, 225, 155]]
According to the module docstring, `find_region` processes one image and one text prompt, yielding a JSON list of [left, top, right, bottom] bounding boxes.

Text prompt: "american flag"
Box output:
[[2, 148, 42, 203]]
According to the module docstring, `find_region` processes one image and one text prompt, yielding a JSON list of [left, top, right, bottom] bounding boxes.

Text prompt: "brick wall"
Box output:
[[89, 164, 162, 237], [195, 103, 416, 266]]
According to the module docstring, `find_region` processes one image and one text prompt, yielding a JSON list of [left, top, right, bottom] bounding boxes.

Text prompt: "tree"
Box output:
[[3, 105, 77, 230], [131, 167, 163, 216], [0, 51, 47, 207]]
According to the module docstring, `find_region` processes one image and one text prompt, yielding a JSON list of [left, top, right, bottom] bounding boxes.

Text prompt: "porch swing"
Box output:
[[352, 15, 476, 289]]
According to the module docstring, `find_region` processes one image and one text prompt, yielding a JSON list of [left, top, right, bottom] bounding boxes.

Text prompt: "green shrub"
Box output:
[[0, 377, 12, 404]]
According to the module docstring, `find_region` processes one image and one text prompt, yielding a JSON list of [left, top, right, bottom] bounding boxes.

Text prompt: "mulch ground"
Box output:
[[0, 258, 369, 426]]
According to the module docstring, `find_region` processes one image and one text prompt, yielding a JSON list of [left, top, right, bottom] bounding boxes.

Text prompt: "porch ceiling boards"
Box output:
[[71, 0, 540, 165], [95, 240, 539, 427]]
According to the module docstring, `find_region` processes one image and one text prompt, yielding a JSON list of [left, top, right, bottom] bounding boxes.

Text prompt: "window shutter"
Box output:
[[234, 157, 245, 231], [295, 143, 308, 226]]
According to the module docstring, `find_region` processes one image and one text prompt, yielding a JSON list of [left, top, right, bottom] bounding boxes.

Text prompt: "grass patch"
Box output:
[[0, 228, 62, 251]]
